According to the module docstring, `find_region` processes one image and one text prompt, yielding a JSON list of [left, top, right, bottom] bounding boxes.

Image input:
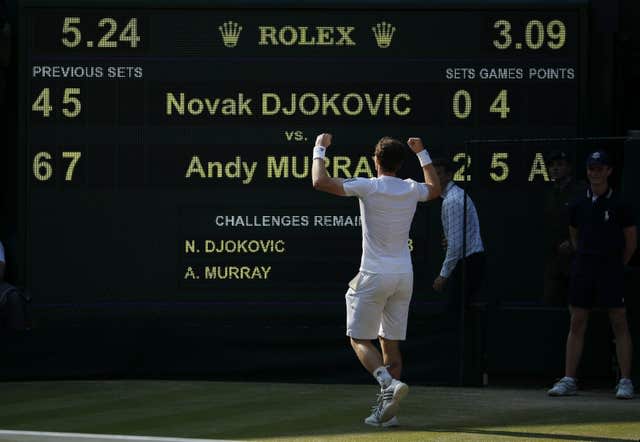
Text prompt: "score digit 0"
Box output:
[[452, 89, 510, 119], [32, 88, 82, 118]]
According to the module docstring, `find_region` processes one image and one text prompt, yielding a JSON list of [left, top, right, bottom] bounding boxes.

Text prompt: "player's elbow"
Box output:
[[312, 176, 329, 191], [428, 185, 441, 200]]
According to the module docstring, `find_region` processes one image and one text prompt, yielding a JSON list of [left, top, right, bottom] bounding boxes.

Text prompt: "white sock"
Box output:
[[373, 366, 393, 389]]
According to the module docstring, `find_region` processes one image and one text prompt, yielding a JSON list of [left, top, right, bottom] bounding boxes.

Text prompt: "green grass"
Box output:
[[0, 381, 639, 441]]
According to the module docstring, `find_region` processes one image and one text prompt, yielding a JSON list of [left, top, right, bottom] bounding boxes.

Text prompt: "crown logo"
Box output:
[[372, 22, 396, 48], [219, 21, 242, 48]]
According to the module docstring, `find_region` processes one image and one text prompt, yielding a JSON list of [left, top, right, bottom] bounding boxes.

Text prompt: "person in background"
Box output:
[[548, 150, 637, 399], [431, 158, 485, 309], [543, 150, 586, 306]]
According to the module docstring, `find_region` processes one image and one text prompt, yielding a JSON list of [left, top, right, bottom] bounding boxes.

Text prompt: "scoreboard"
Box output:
[[18, 1, 587, 309]]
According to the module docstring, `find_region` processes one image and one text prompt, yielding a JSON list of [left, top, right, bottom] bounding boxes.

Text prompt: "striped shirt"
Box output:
[[440, 181, 484, 278]]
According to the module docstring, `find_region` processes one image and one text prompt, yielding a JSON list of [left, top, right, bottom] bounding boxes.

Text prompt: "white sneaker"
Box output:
[[615, 378, 634, 399], [548, 377, 577, 396], [364, 415, 399, 427], [364, 380, 409, 426]]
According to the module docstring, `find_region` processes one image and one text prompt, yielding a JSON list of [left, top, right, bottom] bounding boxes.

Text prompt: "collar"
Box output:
[[586, 187, 613, 200], [442, 181, 455, 198]]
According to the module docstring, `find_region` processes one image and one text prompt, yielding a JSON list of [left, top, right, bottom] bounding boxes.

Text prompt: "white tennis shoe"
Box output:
[[615, 378, 634, 399], [548, 377, 577, 396], [364, 379, 409, 426]]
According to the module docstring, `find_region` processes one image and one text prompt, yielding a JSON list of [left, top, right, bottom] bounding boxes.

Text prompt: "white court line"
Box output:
[[0, 430, 238, 442]]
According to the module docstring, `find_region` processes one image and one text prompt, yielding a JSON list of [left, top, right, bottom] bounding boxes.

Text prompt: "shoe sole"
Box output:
[[380, 383, 409, 422], [616, 395, 633, 400], [364, 417, 399, 428], [381, 419, 399, 427]]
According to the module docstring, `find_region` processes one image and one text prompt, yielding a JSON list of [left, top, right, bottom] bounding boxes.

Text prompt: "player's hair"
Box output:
[[374, 137, 405, 173], [432, 157, 455, 175]]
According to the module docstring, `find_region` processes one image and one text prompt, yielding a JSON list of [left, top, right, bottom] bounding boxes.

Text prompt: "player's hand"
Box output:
[[315, 133, 332, 148], [433, 276, 447, 292], [441, 235, 448, 251], [407, 137, 425, 153]]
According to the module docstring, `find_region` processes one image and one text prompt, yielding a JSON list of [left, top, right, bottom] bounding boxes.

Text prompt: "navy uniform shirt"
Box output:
[[569, 188, 634, 260]]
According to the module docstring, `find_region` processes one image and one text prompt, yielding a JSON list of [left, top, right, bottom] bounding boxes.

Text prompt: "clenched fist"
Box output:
[[315, 133, 332, 148], [407, 137, 425, 153]]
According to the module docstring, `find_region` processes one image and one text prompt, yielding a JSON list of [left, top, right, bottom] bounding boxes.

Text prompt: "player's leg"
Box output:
[[379, 336, 402, 380], [378, 272, 412, 373], [350, 338, 384, 374], [346, 272, 404, 426], [364, 336, 408, 426], [371, 273, 411, 421], [345, 272, 390, 381]]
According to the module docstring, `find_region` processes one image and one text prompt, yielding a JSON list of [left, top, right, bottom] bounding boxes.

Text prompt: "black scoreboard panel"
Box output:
[[19, 1, 587, 308]]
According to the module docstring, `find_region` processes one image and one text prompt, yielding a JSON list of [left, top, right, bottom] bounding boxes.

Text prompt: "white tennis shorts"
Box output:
[[345, 271, 413, 340]]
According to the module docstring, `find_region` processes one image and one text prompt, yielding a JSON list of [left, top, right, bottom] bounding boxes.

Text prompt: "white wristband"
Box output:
[[313, 146, 326, 160], [416, 150, 432, 167]]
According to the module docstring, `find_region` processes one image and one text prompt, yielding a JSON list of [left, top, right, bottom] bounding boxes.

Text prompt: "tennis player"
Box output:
[[312, 133, 441, 426]]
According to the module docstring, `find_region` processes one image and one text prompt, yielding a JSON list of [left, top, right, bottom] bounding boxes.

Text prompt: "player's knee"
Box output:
[[350, 337, 369, 350]]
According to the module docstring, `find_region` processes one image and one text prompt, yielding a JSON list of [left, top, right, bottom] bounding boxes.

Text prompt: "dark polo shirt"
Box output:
[[569, 188, 634, 260]]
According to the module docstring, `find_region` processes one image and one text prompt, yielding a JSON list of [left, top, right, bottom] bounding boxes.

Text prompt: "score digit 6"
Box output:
[[33, 151, 82, 182]]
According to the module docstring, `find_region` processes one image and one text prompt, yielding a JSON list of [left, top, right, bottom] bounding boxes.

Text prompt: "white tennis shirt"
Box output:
[[344, 175, 429, 273]]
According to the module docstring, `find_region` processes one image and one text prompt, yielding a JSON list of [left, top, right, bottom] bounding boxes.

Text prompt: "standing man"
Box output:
[[431, 158, 485, 305], [543, 151, 586, 306], [312, 133, 440, 426], [548, 150, 637, 399]]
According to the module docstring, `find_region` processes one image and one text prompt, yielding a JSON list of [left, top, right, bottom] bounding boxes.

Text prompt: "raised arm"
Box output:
[[311, 133, 347, 196], [407, 137, 441, 201]]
